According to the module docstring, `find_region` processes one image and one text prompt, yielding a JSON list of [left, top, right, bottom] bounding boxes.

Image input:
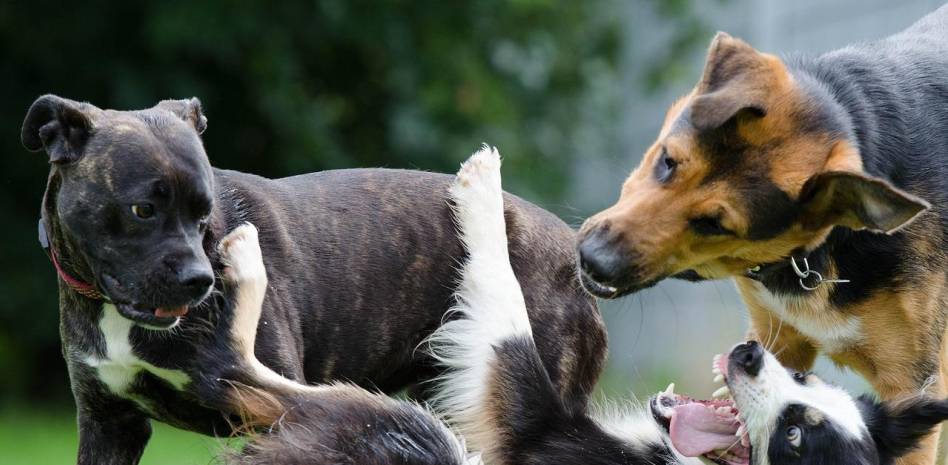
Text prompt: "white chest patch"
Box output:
[[749, 282, 862, 354], [83, 304, 190, 396]]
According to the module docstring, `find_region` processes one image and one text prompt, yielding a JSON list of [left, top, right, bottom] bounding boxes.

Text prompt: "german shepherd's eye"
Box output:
[[654, 148, 677, 183], [689, 216, 733, 236]]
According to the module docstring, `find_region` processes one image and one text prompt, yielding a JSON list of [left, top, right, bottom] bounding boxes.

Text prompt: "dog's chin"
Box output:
[[577, 269, 658, 299]]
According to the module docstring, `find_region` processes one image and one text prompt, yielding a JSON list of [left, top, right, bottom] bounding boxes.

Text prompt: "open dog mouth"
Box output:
[[101, 273, 195, 330], [651, 355, 751, 465], [114, 302, 189, 329]]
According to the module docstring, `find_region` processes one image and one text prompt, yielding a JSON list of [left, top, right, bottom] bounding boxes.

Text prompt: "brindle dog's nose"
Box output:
[[177, 264, 214, 299], [577, 228, 630, 285], [732, 341, 764, 377]]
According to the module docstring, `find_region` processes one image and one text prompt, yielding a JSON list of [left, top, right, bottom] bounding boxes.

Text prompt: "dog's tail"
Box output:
[[222, 379, 470, 465], [428, 145, 692, 465]]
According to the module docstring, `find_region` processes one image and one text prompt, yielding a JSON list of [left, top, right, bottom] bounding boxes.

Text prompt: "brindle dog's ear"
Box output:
[[21, 94, 95, 164], [155, 97, 208, 134], [690, 32, 772, 131], [799, 171, 930, 234], [860, 395, 948, 463]]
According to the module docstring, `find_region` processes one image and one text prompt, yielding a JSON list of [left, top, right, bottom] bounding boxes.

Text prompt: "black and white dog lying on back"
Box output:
[[221, 147, 948, 465]]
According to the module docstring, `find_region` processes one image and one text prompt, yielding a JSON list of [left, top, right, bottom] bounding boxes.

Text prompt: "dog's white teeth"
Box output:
[[713, 374, 724, 384], [712, 386, 730, 399], [736, 424, 746, 437], [716, 406, 731, 415], [664, 383, 676, 396]]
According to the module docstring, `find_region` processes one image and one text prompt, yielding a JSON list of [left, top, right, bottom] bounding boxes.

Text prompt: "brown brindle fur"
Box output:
[[580, 32, 944, 465]]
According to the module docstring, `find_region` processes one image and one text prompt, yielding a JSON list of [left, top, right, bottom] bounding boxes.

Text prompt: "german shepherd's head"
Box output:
[[576, 33, 929, 298]]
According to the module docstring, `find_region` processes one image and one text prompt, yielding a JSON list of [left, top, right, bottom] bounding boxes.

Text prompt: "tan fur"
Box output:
[[583, 32, 946, 465]]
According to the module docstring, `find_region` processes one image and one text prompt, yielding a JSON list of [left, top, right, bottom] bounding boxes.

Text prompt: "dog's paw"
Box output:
[[449, 144, 507, 255], [451, 144, 502, 199], [218, 223, 267, 285]]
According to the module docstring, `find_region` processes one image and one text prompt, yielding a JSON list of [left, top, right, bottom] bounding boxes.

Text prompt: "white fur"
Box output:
[[429, 146, 697, 463], [729, 350, 867, 464], [747, 281, 862, 354], [427, 146, 531, 455], [84, 304, 190, 402]]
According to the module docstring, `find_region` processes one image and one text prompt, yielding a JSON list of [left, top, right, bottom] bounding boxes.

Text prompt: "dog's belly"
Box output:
[[743, 281, 863, 354]]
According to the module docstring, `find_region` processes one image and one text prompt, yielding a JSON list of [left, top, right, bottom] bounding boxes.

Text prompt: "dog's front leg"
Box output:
[[875, 365, 946, 465], [74, 386, 151, 465]]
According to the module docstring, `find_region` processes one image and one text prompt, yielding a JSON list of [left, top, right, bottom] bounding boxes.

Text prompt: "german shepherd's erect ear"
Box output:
[[689, 32, 772, 131]]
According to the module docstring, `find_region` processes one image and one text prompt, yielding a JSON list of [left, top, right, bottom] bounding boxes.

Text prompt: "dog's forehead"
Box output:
[[81, 111, 212, 191]]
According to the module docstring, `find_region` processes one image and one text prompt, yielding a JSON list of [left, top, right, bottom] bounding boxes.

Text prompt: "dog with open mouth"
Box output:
[[577, 6, 948, 465], [222, 147, 948, 465], [22, 96, 606, 465]]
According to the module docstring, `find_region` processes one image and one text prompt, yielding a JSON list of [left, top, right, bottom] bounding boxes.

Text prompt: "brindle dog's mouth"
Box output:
[[651, 371, 751, 465], [114, 303, 188, 329], [101, 273, 192, 330]]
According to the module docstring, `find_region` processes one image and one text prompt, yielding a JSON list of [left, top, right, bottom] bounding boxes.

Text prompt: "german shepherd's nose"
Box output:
[[577, 227, 632, 285]]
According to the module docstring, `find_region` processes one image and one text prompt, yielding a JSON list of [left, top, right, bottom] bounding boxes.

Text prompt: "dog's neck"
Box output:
[[749, 54, 933, 304]]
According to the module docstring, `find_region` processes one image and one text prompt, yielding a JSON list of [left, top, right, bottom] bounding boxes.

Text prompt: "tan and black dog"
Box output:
[[577, 6, 948, 465]]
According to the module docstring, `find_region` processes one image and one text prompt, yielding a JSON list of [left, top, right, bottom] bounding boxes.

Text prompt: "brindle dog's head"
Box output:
[[577, 33, 929, 298], [22, 95, 215, 329]]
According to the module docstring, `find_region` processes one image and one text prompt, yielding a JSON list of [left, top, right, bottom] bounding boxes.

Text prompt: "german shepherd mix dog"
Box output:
[[20, 96, 606, 465], [577, 6, 948, 465], [221, 147, 948, 465]]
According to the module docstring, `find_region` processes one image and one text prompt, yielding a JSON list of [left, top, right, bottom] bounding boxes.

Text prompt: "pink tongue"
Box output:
[[155, 306, 188, 318], [669, 403, 741, 457]]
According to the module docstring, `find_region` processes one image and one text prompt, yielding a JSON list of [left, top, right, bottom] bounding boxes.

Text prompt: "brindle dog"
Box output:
[[21, 95, 606, 465], [577, 6, 948, 465]]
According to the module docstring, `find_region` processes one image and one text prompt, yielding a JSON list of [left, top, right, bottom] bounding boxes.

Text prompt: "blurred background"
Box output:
[[1, 0, 944, 463]]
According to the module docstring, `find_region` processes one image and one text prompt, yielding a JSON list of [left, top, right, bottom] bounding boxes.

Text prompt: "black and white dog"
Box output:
[[221, 147, 948, 465]]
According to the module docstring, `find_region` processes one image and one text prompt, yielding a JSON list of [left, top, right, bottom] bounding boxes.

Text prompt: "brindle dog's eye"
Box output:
[[131, 203, 155, 219], [787, 425, 802, 447], [689, 216, 733, 236], [654, 148, 677, 183]]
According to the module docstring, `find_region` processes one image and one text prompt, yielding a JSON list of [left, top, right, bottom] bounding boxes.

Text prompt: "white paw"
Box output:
[[450, 144, 503, 205], [449, 144, 509, 259], [218, 223, 266, 285]]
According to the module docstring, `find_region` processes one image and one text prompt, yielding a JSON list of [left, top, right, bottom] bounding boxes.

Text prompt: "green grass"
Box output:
[[0, 408, 227, 465]]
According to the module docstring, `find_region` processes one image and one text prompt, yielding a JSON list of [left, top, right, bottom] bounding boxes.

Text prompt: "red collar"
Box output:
[[49, 248, 105, 300], [40, 219, 105, 301]]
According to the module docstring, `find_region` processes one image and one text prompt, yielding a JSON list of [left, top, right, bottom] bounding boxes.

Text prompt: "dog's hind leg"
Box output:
[[217, 223, 330, 397], [216, 223, 470, 465]]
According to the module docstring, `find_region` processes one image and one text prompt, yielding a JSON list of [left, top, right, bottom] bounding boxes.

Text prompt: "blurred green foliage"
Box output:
[[0, 0, 710, 408]]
